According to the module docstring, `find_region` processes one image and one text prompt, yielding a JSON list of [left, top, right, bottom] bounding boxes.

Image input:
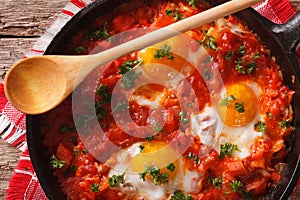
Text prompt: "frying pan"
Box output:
[[26, 0, 300, 199]]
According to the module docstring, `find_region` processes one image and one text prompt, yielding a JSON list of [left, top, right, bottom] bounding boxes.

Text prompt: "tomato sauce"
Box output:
[[42, 0, 294, 199]]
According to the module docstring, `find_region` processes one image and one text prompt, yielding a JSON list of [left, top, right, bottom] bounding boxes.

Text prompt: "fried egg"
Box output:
[[191, 81, 265, 158], [107, 141, 202, 199]]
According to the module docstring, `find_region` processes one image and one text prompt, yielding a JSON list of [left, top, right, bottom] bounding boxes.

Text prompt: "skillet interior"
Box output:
[[26, 0, 300, 199]]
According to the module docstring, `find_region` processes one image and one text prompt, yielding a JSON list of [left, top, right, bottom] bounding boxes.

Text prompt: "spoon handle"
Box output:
[[91, 0, 263, 64]]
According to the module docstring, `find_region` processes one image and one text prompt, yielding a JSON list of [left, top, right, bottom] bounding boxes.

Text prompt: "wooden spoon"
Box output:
[[4, 0, 262, 114]]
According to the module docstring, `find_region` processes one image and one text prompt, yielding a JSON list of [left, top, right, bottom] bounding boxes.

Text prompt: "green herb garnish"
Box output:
[[154, 44, 174, 60], [186, 152, 200, 164], [219, 143, 240, 159], [202, 56, 213, 65], [199, 29, 218, 50], [60, 124, 76, 132], [97, 84, 111, 103], [50, 154, 66, 169], [90, 183, 100, 192], [121, 69, 141, 89], [235, 59, 246, 74], [139, 166, 169, 185], [238, 45, 246, 55], [253, 52, 260, 59], [139, 145, 145, 152], [112, 101, 129, 113], [166, 163, 176, 172], [119, 59, 142, 75], [246, 61, 256, 74], [186, 0, 197, 8], [234, 102, 245, 113], [179, 111, 189, 124], [220, 95, 237, 106], [254, 121, 266, 132], [170, 190, 194, 200], [202, 68, 213, 80], [225, 50, 234, 60], [153, 122, 162, 133], [108, 170, 126, 188], [88, 21, 111, 41], [209, 176, 223, 189], [229, 180, 244, 192], [74, 46, 86, 54], [74, 149, 80, 155], [145, 135, 155, 142]]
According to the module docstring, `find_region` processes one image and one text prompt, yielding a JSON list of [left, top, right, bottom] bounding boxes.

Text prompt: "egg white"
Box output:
[[191, 81, 266, 158], [107, 142, 202, 200]]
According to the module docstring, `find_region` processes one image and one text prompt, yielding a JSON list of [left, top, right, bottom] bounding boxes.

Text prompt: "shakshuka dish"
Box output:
[[41, 0, 295, 199]]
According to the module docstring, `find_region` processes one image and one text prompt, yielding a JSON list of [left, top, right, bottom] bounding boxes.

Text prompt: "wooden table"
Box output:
[[0, 0, 299, 199]]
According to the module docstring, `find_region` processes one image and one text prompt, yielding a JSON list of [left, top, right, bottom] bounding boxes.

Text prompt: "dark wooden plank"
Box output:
[[0, 0, 68, 36], [0, 38, 37, 79]]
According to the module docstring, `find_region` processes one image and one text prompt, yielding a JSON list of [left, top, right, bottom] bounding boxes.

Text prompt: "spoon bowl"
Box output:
[[5, 56, 67, 114]]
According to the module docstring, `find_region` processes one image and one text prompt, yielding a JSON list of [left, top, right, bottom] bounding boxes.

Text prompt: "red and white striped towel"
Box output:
[[1, 0, 298, 199]]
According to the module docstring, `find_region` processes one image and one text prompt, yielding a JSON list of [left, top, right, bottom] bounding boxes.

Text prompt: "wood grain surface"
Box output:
[[0, 0, 299, 199]]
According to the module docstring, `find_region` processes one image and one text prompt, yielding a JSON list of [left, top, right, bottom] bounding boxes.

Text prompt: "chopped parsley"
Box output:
[[253, 52, 260, 59], [279, 120, 289, 128], [220, 95, 237, 106], [60, 124, 76, 132], [254, 121, 266, 132], [234, 102, 245, 113], [246, 61, 257, 74], [154, 44, 174, 60], [165, 9, 184, 21], [108, 170, 126, 188], [199, 29, 218, 50], [166, 163, 176, 172], [50, 154, 65, 169], [145, 135, 155, 142], [68, 137, 78, 145], [202, 68, 213, 80], [166, 9, 173, 16], [112, 101, 129, 113], [202, 56, 213, 65], [120, 69, 141, 89], [90, 183, 100, 193], [228, 180, 252, 199], [225, 50, 234, 60], [209, 176, 223, 189], [179, 111, 189, 124], [235, 59, 246, 74], [238, 45, 246, 55], [96, 109, 107, 120], [186, 152, 200, 164], [153, 122, 162, 133], [74, 149, 80, 155], [186, 0, 197, 8], [88, 21, 111, 41], [139, 144, 145, 152], [170, 190, 194, 200], [74, 46, 85, 54], [119, 59, 142, 74], [96, 84, 111, 103], [219, 143, 240, 159], [82, 149, 88, 154], [139, 166, 169, 185], [229, 180, 243, 192]]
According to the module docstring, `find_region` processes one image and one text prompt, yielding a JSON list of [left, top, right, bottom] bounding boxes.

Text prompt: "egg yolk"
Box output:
[[130, 141, 180, 180], [139, 36, 195, 81], [216, 83, 258, 127]]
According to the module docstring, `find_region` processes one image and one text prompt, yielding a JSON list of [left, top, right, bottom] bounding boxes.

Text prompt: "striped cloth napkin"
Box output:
[[0, 0, 297, 199]]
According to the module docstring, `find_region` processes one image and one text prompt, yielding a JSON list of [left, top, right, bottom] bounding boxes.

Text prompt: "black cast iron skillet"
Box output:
[[26, 0, 300, 199]]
